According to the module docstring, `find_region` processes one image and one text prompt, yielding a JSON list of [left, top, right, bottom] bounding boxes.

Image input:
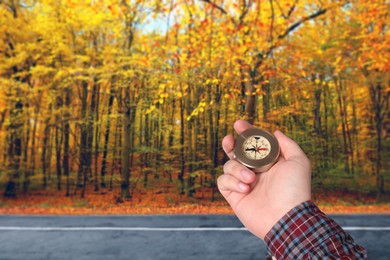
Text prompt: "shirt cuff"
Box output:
[[264, 201, 355, 259]]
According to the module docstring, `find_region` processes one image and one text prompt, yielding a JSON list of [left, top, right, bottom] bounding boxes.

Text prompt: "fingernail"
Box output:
[[241, 169, 254, 181], [238, 182, 249, 192]]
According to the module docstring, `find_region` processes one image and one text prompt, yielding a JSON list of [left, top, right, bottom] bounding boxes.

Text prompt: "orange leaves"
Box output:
[[0, 187, 389, 214], [172, 23, 181, 29], [204, 2, 214, 12]]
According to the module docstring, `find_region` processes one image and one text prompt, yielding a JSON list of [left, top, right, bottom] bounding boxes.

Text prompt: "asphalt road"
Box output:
[[0, 214, 389, 260]]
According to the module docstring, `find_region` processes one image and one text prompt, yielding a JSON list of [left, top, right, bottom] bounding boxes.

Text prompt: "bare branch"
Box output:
[[199, 0, 237, 26], [274, 0, 286, 19], [240, 0, 247, 20], [253, 7, 327, 71], [278, 8, 327, 40], [287, 0, 298, 18], [199, 0, 228, 15], [242, 0, 247, 10], [275, 0, 298, 19], [239, 0, 253, 25]]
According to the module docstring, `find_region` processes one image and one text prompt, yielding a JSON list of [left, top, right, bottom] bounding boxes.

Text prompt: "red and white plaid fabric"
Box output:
[[264, 201, 367, 259]]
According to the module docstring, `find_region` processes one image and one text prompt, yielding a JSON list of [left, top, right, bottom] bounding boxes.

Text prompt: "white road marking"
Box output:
[[344, 227, 390, 231], [0, 227, 246, 231], [0, 227, 389, 231]]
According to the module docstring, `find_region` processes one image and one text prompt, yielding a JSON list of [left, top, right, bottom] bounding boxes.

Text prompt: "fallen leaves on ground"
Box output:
[[0, 188, 389, 215]]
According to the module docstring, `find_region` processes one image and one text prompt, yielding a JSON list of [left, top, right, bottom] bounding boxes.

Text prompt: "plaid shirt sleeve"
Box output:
[[264, 201, 367, 259]]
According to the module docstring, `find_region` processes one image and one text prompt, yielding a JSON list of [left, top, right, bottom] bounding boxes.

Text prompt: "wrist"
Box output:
[[259, 200, 308, 240]]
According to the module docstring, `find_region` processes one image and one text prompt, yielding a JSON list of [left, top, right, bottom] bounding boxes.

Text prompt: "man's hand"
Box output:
[[217, 120, 311, 239]]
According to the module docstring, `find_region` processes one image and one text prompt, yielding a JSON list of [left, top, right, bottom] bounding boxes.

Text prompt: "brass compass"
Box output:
[[234, 128, 280, 172]]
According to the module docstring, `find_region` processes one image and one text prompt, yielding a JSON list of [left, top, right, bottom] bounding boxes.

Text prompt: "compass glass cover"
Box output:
[[242, 135, 271, 160]]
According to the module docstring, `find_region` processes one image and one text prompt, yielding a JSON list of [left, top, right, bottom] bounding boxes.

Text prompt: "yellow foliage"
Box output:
[[0, 0, 388, 202]]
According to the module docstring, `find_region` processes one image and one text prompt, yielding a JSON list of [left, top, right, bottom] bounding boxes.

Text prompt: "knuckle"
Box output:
[[216, 174, 228, 191], [217, 174, 226, 186], [223, 159, 245, 177], [216, 174, 223, 184], [223, 160, 234, 173]]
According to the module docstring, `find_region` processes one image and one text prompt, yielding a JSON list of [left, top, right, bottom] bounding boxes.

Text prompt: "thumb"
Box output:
[[273, 130, 308, 163]]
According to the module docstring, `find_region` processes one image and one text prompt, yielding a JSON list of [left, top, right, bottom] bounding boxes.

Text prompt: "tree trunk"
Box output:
[[129, 104, 136, 183], [109, 117, 121, 191], [143, 113, 150, 188], [22, 106, 31, 195], [55, 124, 62, 191], [240, 66, 256, 124], [76, 80, 89, 198], [335, 77, 351, 175], [153, 106, 161, 180], [322, 82, 330, 169], [168, 98, 175, 183], [178, 91, 185, 195], [100, 80, 116, 188], [313, 87, 322, 136], [29, 106, 39, 178], [121, 88, 132, 199], [41, 116, 50, 189], [368, 81, 385, 201], [89, 80, 99, 191], [222, 97, 229, 164], [63, 86, 71, 197], [186, 86, 194, 197], [211, 85, 221, 201], [4, 88, 23, 198]]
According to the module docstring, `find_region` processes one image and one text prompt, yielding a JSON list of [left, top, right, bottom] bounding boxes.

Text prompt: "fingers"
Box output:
[[273, 130, 310, 167], [217, 160, 256, 195], [217, 174, 250, 194], [223, 160, 256, 183], [222, 120, 253, 160], [222, 135, 235, 159], [233, 120, 253, 134]]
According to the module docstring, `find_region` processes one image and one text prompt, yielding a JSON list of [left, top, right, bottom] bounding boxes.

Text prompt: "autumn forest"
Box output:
[[0, 0, 389, 213]]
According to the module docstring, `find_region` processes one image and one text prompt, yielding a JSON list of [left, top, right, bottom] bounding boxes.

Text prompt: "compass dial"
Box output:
[[242, 135, 271, 160], [233, 128, 280, 172]]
